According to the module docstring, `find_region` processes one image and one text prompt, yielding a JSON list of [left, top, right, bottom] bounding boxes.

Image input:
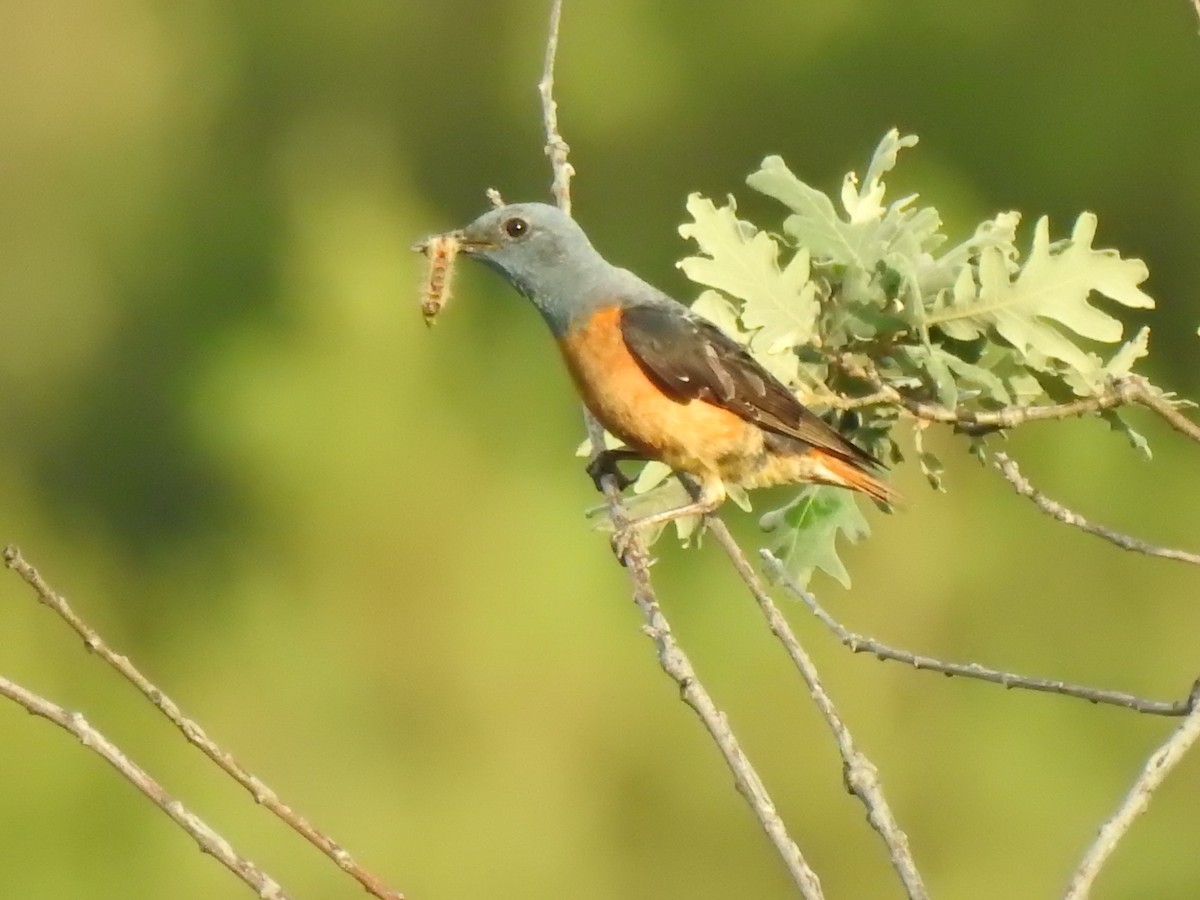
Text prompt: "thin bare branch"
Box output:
[[1064, 681, 1200, 899], [841, 356, 1119, 428], [600, 476, 824, 898], [840, 359, 1200, 443], [993, 453, 1200, 567], [1128, 378, 1200, 444], [538, 0, 574, 215], [701, 543, 926, 899], [832, 389, 896, 411], [0, 674, 290, 899], [536, 5, 821, 895], [2, 546, 404, 900], [762, 552, 1192, 717], [580, 440, 823, 893], [904, 385, 1125, 429]]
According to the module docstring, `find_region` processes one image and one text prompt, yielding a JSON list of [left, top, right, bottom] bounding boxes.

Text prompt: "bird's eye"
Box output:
[[503, 217, 529, 239]]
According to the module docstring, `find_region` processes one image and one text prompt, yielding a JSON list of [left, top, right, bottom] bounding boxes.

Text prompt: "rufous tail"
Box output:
[[813, 453, 900, 508]]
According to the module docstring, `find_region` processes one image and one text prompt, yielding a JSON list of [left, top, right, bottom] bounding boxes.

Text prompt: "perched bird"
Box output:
[[446, 202, 893, 537]]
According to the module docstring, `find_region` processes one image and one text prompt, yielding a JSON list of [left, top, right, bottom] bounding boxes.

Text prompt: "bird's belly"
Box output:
[[559, 307, 762, 477], [736, 451, 840, 489]]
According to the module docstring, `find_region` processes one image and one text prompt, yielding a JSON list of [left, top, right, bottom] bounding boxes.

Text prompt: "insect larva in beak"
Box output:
[[411, 232, 461, 326]]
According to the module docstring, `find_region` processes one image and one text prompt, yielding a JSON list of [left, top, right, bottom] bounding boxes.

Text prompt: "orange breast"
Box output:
[[558, 305, 762, 478]]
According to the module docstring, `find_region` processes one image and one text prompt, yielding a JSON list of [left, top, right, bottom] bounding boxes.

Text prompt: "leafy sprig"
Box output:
[[673, 130, 1159, 587]]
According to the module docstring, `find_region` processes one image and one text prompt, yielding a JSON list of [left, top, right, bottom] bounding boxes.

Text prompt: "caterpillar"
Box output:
[[413, 232, 460, 326]]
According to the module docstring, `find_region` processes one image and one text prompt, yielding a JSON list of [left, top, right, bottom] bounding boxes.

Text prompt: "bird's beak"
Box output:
[[455, 230, 497, 256], [410, 229, 496, 257]]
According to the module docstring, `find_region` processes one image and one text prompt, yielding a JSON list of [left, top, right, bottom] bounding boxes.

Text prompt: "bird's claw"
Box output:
[[587, 452, 635, 493], [609, 526, 655, 568], [610, 528, 633, 566]]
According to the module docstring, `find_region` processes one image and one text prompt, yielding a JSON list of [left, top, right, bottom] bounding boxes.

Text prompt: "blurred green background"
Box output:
[[2, 1, 1199, 898]]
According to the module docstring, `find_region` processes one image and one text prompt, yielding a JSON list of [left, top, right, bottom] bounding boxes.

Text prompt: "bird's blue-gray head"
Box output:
[[454, 202, 617, 336]]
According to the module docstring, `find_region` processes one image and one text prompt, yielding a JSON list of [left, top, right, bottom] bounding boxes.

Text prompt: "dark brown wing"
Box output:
[[619, 303, 879, 469]]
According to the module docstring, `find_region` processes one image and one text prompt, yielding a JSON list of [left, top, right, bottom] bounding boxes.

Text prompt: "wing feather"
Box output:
[[619, 303, 879, 469]]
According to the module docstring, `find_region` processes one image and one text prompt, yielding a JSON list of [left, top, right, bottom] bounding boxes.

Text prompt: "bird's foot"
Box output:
[[609, 524, 656, 568], [587, 450, 636, 493]]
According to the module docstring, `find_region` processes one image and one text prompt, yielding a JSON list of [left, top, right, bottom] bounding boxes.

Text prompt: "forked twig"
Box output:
[[709, 530, 927, 899], [1064, 681, 1200, 899], [2, 546, 404, 900], [0, 674, 290, 900], [993, 452, 1200, 567], [595, 449, 823, 898], [537, 3, 822, 896], [761, 551, 1193, 717]]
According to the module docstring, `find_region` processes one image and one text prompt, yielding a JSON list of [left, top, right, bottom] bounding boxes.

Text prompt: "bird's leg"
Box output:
[[586, 448, 646, 492], [623, 476, 725, 531], [611, 476, 726, 564]]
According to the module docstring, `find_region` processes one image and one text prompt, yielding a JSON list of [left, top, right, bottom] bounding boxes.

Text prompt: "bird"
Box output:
[[445, 201, 894, 542]]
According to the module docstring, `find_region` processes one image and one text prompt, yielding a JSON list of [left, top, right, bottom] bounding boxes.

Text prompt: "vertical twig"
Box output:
[[1063, 682, 1200, 899], [538, 0, 575, 216], [0, 675, 291, 900], [536, 4, 823, 896]]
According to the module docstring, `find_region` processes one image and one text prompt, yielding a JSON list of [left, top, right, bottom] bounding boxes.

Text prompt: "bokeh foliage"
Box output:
[[2, 2, 1199, 899]]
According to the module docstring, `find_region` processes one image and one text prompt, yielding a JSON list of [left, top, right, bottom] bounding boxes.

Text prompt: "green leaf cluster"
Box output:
[[671, 130, 1159, 587]]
